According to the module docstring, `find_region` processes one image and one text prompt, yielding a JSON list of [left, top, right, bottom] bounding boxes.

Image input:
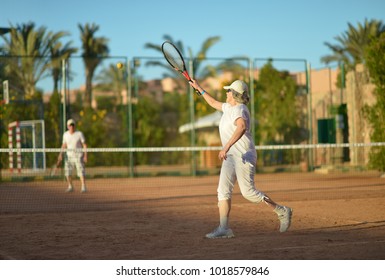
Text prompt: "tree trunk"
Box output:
[[84, 69, 93, 108]]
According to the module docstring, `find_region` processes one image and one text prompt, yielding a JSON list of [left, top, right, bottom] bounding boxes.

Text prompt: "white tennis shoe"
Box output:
[[205, 226, 235, 239], [65, 186, 74, 193], [276, 206, 293, 232]]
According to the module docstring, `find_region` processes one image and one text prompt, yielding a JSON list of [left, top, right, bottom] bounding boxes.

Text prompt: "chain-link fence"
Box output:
[[1, 55, 375, 180]]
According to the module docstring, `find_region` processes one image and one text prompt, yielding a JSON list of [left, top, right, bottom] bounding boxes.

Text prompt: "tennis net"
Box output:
[[1, 142, 385, 180]]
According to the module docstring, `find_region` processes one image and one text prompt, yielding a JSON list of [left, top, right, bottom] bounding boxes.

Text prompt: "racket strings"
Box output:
[[162, 43, 185, 70]]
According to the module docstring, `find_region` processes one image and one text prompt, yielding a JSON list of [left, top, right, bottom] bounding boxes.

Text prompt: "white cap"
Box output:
[[223, 80, 248, 95], [67, 119, 75, 126]]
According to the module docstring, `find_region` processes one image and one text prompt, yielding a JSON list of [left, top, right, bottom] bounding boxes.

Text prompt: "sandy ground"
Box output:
[[0, 171, 385, 260]]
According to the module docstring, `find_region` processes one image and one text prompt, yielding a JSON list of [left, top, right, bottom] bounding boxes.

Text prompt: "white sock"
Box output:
[[220, 216, 229, 229]]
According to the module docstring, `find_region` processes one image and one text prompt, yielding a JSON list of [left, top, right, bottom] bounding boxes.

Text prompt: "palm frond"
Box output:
[[322, 19, 385, 67]]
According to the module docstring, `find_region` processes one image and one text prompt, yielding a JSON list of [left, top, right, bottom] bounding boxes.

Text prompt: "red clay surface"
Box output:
[[1, 172, 385, 260]]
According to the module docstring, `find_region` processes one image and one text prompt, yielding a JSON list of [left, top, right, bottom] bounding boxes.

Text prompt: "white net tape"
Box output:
[[1, 142, 385, 153]]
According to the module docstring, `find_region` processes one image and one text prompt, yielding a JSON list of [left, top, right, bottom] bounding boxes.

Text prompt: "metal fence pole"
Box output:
[[306, 62, 314, 170], [249, 58, 255, 141], [126, 58, 134, 177], [188, 59, 197, 176], [61, 59, 67, 137]]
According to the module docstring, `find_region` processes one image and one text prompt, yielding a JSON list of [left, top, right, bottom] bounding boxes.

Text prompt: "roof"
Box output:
[[179, 111, 222, 133]]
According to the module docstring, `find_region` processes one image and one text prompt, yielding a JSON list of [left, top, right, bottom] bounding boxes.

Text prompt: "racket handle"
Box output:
[[182, 71, 201, 96], [194, 89, 202, 96], [188, 83, 201, 96]]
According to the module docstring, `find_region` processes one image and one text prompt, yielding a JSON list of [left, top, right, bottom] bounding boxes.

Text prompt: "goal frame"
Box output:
[[8, 120, 46, 173]]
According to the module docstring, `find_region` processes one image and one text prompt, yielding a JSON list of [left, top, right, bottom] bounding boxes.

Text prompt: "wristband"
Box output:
[[201, 90, 205, 95]]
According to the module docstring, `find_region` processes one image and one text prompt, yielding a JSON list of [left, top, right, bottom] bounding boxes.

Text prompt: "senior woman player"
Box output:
[[189, 79, 292, 238]]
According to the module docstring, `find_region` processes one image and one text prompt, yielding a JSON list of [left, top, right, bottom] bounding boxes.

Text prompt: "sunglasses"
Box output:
[[226, 89, 232, 93]]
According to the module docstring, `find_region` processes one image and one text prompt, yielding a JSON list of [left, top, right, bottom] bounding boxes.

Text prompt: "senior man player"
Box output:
[[57, 119, 88, 193]]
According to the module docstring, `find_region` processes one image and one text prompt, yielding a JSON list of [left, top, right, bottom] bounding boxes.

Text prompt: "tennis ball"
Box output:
[[116, 62, 124, 69]]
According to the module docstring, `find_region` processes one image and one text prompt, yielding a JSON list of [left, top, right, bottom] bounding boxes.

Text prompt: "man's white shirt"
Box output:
[[63, 131, 86, 157]]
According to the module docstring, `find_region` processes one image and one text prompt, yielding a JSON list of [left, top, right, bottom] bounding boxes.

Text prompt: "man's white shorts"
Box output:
[[64, 156, 85, 177]]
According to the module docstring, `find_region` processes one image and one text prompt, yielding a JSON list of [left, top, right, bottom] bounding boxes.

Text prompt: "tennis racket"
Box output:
[[50, 160, 61, 177], [161, 41, 201, 96]]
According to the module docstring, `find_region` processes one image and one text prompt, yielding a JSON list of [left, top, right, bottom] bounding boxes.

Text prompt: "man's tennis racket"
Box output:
[[50, 160, 61, 177], [161, 41, 201, 96]]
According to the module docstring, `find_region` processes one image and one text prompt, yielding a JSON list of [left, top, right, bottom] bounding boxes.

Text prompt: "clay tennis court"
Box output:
[[1, 171, 385, 260]]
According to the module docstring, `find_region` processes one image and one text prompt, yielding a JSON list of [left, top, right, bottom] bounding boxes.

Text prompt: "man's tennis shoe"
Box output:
[[276, 206, 293, 232], [205, 226, 235, 239], [66, 186, 74, 193]]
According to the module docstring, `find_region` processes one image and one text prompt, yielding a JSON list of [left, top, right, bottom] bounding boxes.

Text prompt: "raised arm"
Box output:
[[189, 80, 223, 111]]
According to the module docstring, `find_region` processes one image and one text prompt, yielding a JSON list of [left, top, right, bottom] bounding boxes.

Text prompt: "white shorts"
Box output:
[[64, 155, 85, 177], [217, 152, 265, 203]]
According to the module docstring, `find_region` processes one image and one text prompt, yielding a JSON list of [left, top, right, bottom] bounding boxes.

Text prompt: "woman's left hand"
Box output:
[[218, 149, 227, 161]]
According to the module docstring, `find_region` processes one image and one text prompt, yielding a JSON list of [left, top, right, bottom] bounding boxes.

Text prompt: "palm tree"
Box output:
[[1, 22, 70, 98], [321, 18, 385, 70], [78, 23, 109, 108], [95, 63, 125, 106], [322, 19, 385, 164], [49, 34, 78, 94]]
